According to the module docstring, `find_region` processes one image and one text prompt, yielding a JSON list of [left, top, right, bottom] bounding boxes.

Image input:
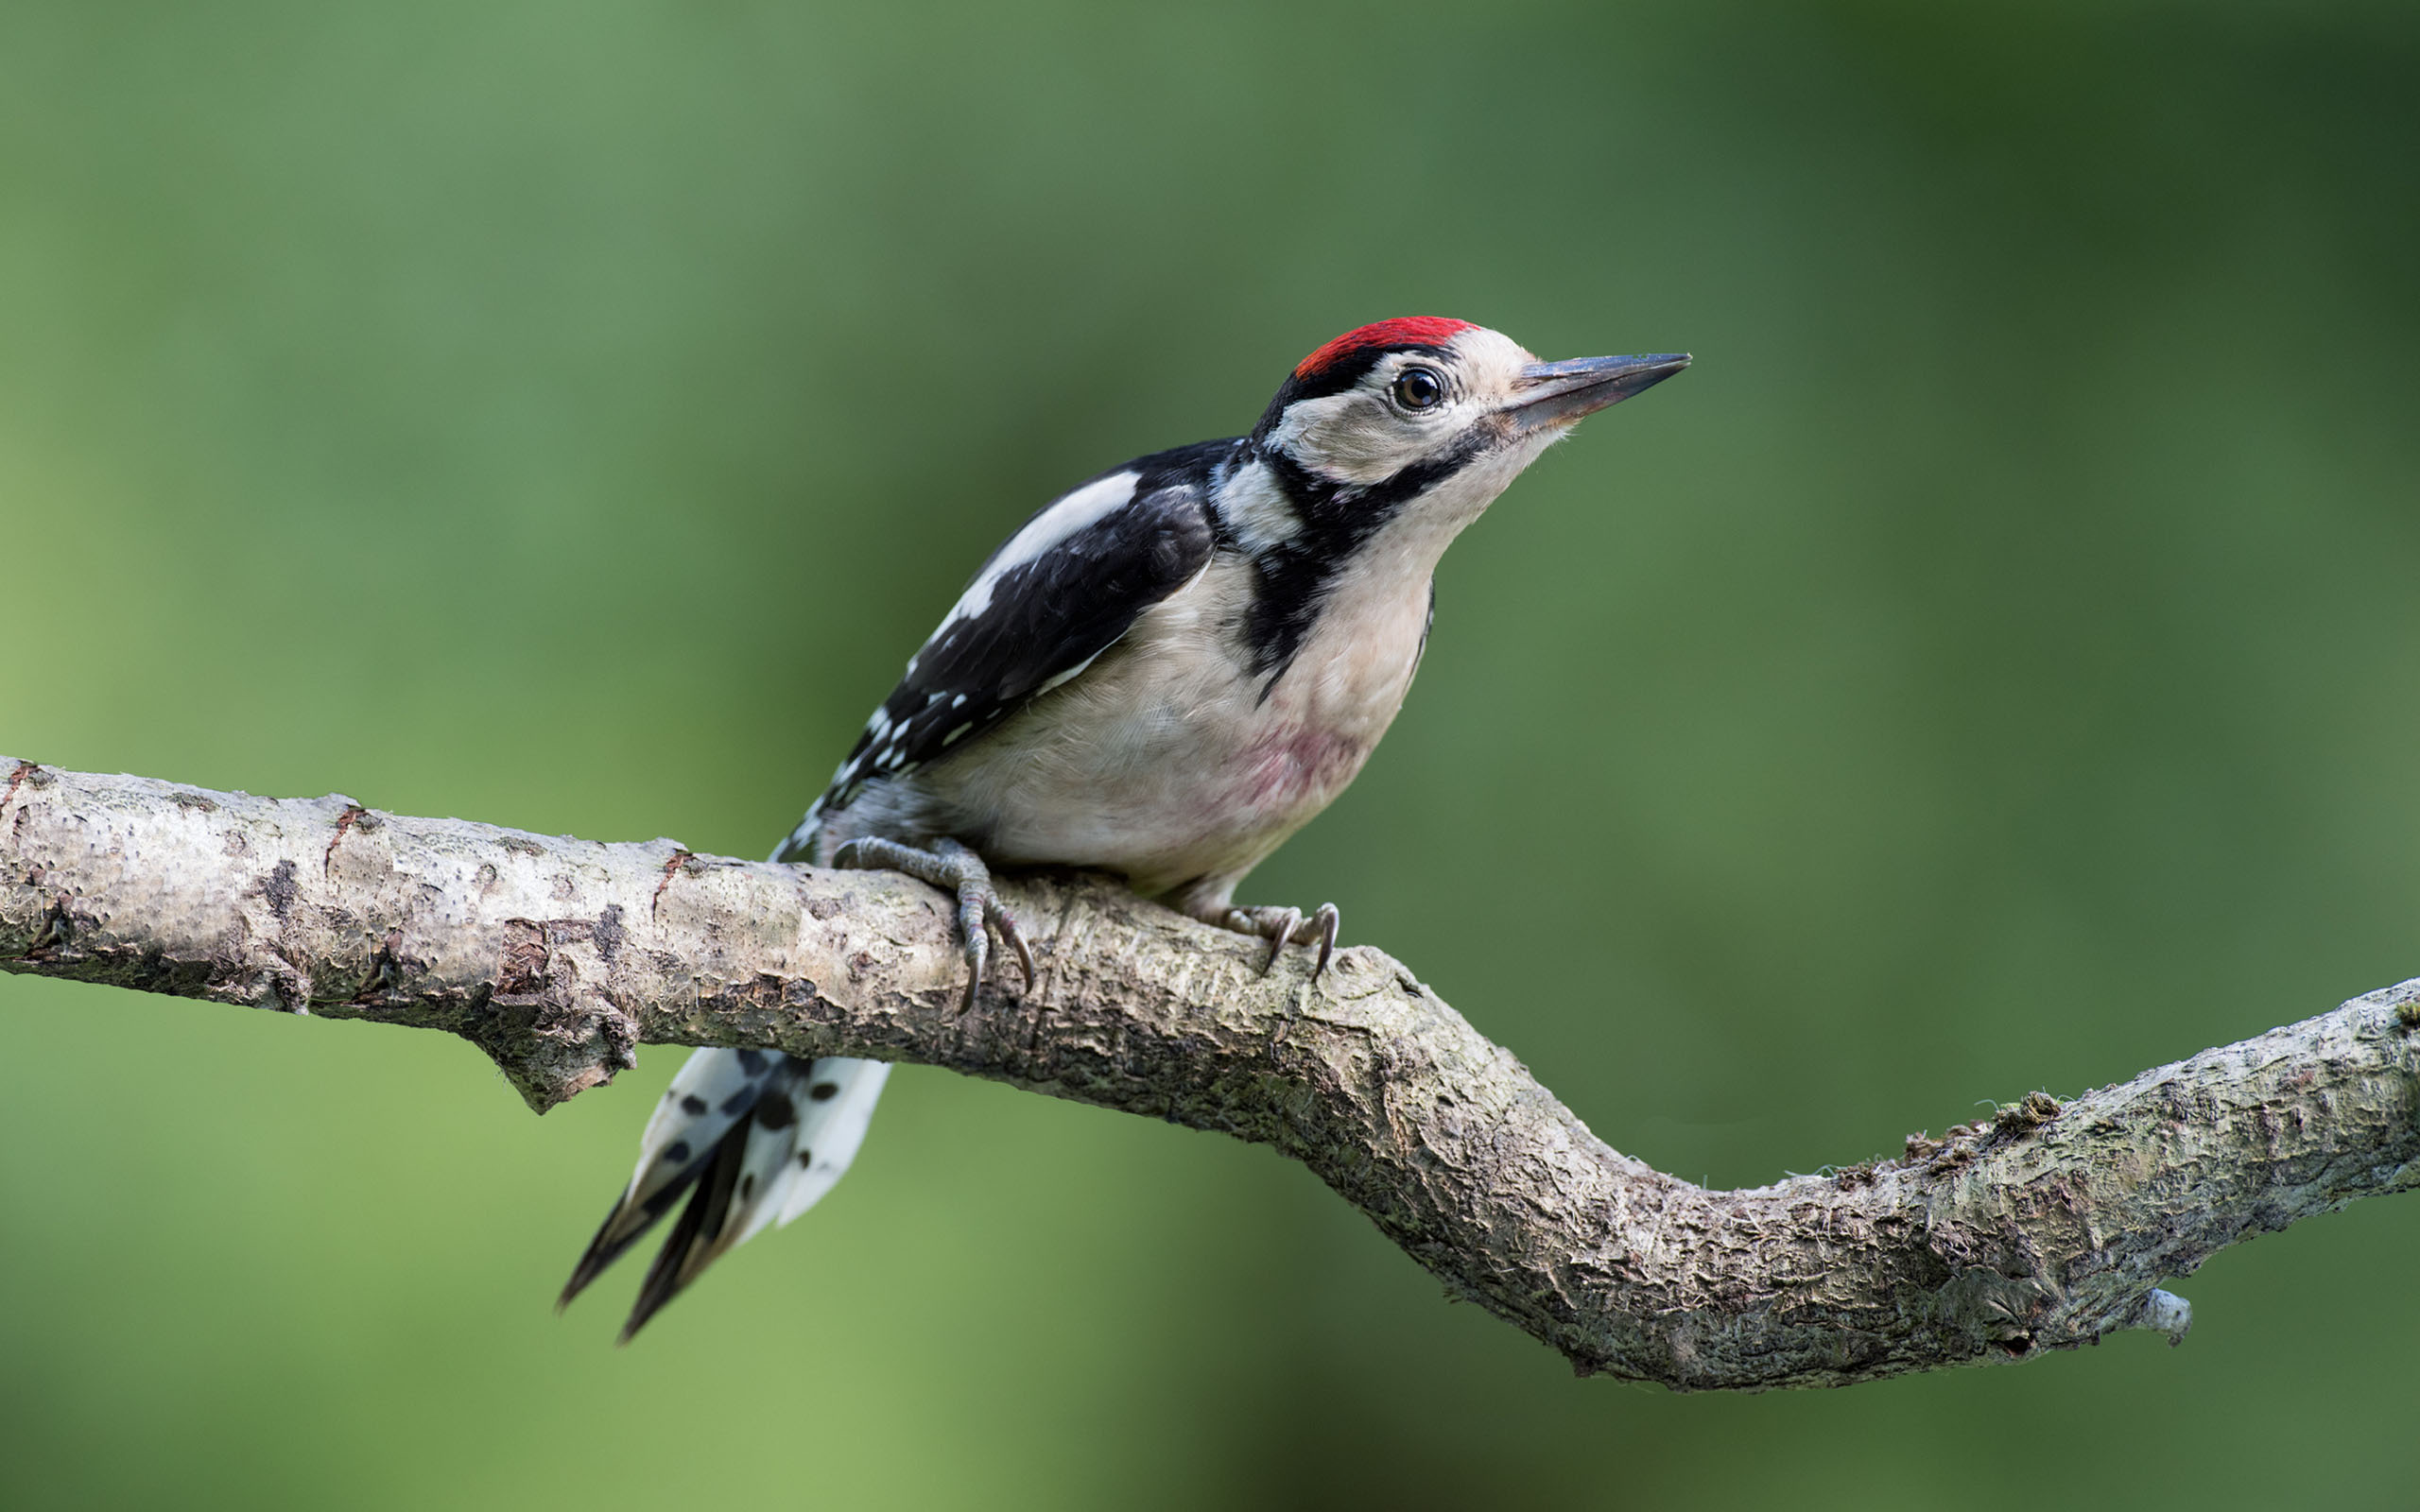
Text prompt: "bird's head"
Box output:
[[1217, 319, 1687, 679], [1249, 318, 1687, 493]]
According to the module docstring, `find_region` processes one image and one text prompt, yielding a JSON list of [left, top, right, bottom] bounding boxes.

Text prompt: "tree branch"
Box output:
[[4, 756, 2415, 1388]]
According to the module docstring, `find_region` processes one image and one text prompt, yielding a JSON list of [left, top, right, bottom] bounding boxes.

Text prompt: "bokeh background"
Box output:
[[4, 2, 2416, 1506]]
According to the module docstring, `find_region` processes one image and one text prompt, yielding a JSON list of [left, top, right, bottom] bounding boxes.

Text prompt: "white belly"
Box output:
[[914, 552, 1431, 901]]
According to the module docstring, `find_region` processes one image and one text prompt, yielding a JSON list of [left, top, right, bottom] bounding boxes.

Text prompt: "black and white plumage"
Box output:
[[804, 445, 1224, 826], [562, 1049, 889, 1341], [561, 319, 1687, 1339]]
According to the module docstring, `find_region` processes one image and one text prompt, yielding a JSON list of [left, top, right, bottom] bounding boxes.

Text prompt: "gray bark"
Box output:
[[4, 756, 2414, 1388]]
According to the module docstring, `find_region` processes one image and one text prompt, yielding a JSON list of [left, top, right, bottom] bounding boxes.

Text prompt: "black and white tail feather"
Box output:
[[558, 814, 892, 1343], [559, 1044, 890, 1342]]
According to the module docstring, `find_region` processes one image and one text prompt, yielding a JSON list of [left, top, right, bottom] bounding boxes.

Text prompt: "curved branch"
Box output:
[[4, 757, 2415, 1388]]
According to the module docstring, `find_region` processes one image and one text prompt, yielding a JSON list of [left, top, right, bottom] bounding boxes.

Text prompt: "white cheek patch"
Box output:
[[1271, 394, 1478, 485], [1268, 392, 1398, 484]]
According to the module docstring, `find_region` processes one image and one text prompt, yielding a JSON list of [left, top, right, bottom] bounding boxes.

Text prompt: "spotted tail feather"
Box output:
[[557, 1045, 782, 1309], [559, 1049, 892, 1341]]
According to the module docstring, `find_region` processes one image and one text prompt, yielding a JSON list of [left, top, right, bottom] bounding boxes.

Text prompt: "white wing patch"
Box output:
[[943, 469, 1140, 626]]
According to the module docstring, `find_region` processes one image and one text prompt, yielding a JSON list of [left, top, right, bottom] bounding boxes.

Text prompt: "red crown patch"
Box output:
[[1293, 318, 1477, 380]]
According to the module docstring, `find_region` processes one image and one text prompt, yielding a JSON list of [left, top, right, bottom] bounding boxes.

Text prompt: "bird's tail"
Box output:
[[558, 1049, 891, 1342]]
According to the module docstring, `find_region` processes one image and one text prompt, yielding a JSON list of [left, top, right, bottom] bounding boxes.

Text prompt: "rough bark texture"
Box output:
[[5, 757, 2415, 1388]]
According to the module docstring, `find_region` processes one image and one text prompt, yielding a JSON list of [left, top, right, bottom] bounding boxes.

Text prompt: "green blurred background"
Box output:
[[3, 1, 2415, 1506]]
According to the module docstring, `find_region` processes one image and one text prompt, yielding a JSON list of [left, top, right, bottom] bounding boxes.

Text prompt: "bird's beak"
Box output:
[[1506, 352, 1690, 433]]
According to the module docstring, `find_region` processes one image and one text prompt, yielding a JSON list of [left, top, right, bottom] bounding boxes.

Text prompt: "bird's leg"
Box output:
[[832, 836, 1035, 1013], [1217, 902, 1341, 978]]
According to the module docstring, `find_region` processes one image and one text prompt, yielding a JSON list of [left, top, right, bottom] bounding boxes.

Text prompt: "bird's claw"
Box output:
[[834, 835, 1033, 1012], [1221, 902, 1340, 977]]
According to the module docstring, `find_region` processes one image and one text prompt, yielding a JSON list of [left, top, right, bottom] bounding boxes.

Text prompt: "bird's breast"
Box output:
[[908, 552, 1428, 893]]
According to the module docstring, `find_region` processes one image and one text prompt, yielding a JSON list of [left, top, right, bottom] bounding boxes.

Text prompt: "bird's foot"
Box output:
[[1219, 902, 1340, 977], [833, 836, 1035, 1012]]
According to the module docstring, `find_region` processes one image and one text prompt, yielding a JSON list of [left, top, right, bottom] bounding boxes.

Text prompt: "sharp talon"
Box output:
[[831, 833, 1016, 1010], [1260, 906, 1303, 975], [959, 926, 989, 1014], [991, 904, 1036, 993], [1310, 903, 1340, 977], [1212, 903, 1337, 976]]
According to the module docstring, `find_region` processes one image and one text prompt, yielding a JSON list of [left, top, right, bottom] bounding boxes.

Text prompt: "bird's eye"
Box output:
[[1390, 367, 1446, 411]]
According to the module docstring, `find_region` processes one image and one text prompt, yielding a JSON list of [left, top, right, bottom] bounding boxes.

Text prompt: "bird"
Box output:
[[557, 318, 1687, 1340]]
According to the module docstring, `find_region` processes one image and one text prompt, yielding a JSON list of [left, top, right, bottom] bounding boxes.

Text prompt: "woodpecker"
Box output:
[[559, 318, 1687, 1339]]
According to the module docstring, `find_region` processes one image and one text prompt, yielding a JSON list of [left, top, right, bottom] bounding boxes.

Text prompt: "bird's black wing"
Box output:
[[819, 439, 1228, 815]]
